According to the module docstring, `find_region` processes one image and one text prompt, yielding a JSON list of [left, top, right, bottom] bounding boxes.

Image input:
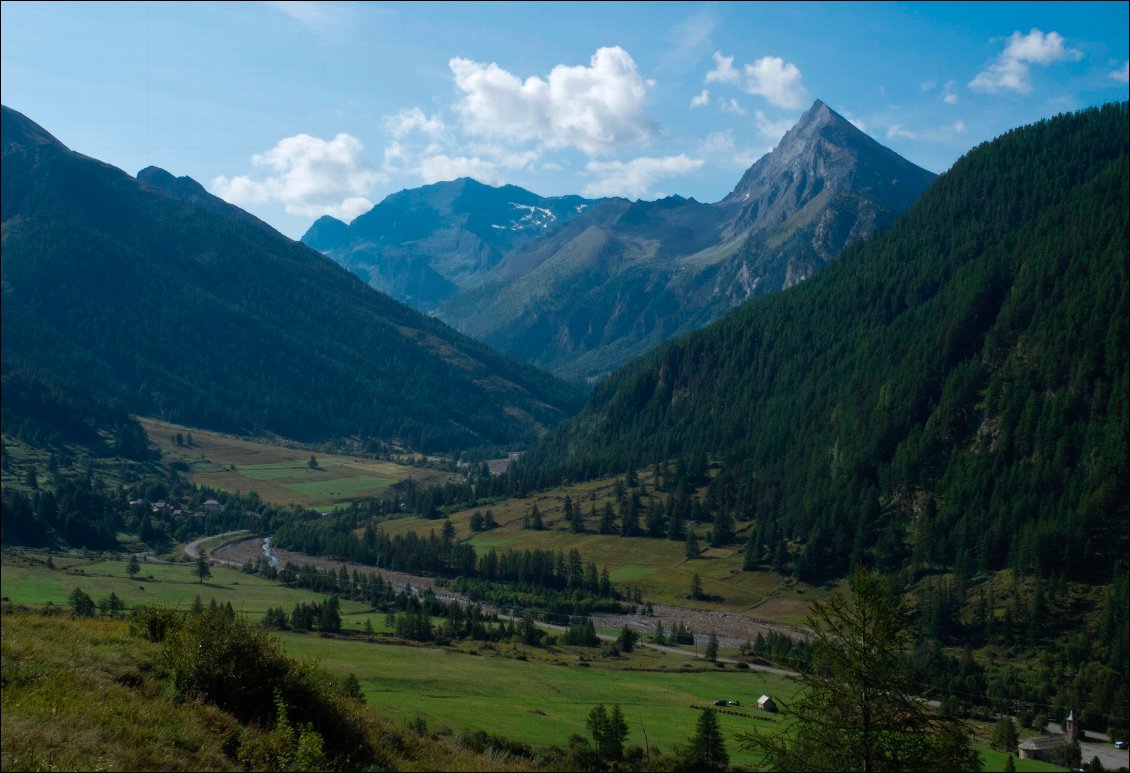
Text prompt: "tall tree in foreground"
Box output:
[[684, 707, 729, 772], [739, 569, 980, 772]]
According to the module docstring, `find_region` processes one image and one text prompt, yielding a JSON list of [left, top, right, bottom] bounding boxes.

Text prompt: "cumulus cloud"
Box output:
[[690, 89, 710, 108], [449, 46, 657, 155], [1112, 61, 1130, 83], [943, 80, 959, 104], [417, 155, 502, 185], [211, 132, 381, 220], [385, 107, 446, 138], [582, 154, 703, 199], [705, 50, 809, 109], [969, 29, 1082, 94]]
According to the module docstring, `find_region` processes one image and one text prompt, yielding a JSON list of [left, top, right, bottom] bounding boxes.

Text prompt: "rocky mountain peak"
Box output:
[[720, 99, 935, 235]]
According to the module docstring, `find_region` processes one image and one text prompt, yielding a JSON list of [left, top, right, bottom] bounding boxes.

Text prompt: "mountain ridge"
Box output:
[[430, 99, 936, 381], [0, 105, 584, 452]]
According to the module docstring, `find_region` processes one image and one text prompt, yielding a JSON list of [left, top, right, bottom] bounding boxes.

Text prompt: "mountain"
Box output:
[[301, 177, 595, 310], [435, 100, 938, 381], [0, 105, 584, 452], [520, 102, 1128, 586]]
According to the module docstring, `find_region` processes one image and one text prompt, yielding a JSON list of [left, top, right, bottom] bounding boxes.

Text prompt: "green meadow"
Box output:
[[1, 548, 1065, 771]]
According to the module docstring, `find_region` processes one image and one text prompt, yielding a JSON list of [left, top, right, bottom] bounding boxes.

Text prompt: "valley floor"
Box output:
[[211, 536, 808, 653]]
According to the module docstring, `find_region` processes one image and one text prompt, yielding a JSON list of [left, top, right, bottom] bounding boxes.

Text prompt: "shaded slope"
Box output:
[[1, 106, 584, 452]]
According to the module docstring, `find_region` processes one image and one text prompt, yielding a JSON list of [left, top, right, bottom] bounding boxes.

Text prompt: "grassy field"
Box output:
[[371, 473, 840, 622], [1, 548, 1067, 770], [137, 418, 456, 510], [274, 632, 798, 767], [0, 548, 371, 618]]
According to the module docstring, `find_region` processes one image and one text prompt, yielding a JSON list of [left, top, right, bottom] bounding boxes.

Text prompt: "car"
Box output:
[[1114, 740, 1128, 750]]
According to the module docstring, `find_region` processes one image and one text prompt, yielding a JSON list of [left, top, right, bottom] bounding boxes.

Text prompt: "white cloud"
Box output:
[[705, 51, 740, 85], [886, 124, 918, 140], [265, 1, 360, 38], [1112, 61, 1130, 83], [211, 132, 381, 220], [699, 131, 734, 156], [385, 107, 446, 138], [449, 46, 657, 156], [582, 154, 703, 199], [417, 155, 502, 186], [844, 113, 867, 132], [943, 80, 959, 104], [722, 98, 746, 116], [953, 120, 967, 133], [753, 111, 794, 143], [920, 80, 936, 92], [690, 89, 710, 108], [969, 29, 1082, 94], [706, 51, 809, 109], [663, 10, 716, 69]]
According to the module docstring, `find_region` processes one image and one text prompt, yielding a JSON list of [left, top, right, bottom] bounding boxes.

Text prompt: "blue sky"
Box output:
[[3, 1, 1127, 239]]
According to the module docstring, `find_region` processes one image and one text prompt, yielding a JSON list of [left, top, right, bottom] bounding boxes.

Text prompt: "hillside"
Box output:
[[0, 106, 584, 453], [0, 607, 528, 772], [520, 101, 1129, 585], [436, 100, 937, 381]]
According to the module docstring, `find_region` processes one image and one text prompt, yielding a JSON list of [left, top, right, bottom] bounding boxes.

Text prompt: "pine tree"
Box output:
[[685, 708, 728, 771], [705, 632, 719, 662]]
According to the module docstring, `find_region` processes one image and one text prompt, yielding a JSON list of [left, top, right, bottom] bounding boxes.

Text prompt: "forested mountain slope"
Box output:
[[0, 106, 583, 452], [521, 102, 1129, 585]]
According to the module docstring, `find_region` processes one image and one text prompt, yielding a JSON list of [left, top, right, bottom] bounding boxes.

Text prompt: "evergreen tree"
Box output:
[[195, 553, 211, 584], [705, 632, 719, 662], [685, 708, 729, 772], [126, 553, 141, 577], [739, 569, 980, 771], [686, 527, 700, 559], [690, 573, 704, 600]]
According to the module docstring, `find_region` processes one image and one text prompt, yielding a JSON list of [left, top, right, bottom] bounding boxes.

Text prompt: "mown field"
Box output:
[[138, 417, 456, 510]]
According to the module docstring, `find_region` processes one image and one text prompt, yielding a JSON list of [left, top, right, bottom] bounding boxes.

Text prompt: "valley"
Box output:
[[2, 60, 1127, 773]]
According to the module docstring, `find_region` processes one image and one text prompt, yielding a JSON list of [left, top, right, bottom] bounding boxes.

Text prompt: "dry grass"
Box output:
[[138, 417, 456, 508]]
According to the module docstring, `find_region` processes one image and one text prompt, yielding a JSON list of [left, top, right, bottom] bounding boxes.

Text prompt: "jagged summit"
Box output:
[[720, 99, 936, 236]]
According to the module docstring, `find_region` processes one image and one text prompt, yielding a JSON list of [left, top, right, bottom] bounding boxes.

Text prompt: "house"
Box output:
[[1017, 735, 1070, 762], [202, 499, 221, 513], [1018, 711, 1078, 763], [757, 695, 777, 713]]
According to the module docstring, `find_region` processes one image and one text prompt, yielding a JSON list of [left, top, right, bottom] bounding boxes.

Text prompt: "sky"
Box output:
[[2, 2, 1127, 240]]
